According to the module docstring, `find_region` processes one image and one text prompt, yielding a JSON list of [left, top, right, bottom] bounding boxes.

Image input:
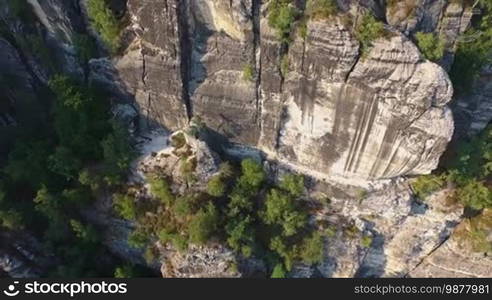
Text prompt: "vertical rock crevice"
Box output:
[[253, 0, 262, 128], [176, 0, 193, 121]]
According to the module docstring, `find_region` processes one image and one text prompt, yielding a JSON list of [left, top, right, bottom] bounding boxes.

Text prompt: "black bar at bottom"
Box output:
[[0, 278, 490, 299]]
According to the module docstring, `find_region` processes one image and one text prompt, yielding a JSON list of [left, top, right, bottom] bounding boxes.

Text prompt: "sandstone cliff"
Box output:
[[108, 0, 469, 183], [1, 0, 491, 279], [0, 0, 88, 159]]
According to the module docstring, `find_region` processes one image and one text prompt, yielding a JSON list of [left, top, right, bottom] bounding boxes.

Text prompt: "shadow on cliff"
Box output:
[[185, 9, 214, 99], [354, 221, 388, 278]]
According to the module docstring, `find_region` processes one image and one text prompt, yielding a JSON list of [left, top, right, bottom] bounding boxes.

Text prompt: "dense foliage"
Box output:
[[6, 0, 35, 22], [123, 156, 328, 277], [268, 0, 300, 43], [411, 174, 447, 200], [413, 126, 492, 209], [414, 32, 445, 61], [355, 14, 387, 56], [412, 125, 492, 253], [450, 0, 492, 94], [86, 0, 122, 54], [0, 73, 134, 277]]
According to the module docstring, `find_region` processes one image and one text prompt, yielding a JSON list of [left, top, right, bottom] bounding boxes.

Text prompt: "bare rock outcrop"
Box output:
[[2, 0, 487, 279], [293, 182, 465, 278], [114, 0, 190, 131], [409, 237, 492, 278], [160, 244, 240, 278], [409, 209, 492, 278], [385, 0, 473, 69], [265, 20, 454, 182], [113, 1, 459, 184]]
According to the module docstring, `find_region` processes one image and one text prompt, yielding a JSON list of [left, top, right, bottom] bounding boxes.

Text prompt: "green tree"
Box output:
[[101, 121, 134, 184], [355, 13, 386, 56], [73, 34, 98, 63], [113, 193, 136, 220], [268, 0, 299, 42], [49, 75, 110, 161], [70, 219, 99, 244], [361, 235, 373, 248], [5, 140, 52, 188], [48, 146, 82, 180], [6, 0, 35, 21], [224, 159, 267, 257], [86, 0, 121, 54], [114, 265, 136, 278], [34, 186, 62, 221], [149, 176, 175, 206], [188, 202, 219, 245], [128, 230, 148, 249], [411, 174, 446, 200], [300, 232, 324, 265], [457, 181, 492, 210], [227, 188, 254, 217], [279, 174, 305, 197], [226, 216, 256, 257], [449, 126, 492, 181], [49, 75, 88, 110], [0, 209, 24, 230], [240, 158, 266, 189], [61, 188, 92, 208], [271, 263, 287, 278], [262, 189, 307, 237], [170, 132, 186, 149], [415, 32, 445, 61], [450, 0, 492, 94], [172, 234, 189, 253], [173, 196, 192, 218], [269, 236, 297, 271], [78, 169, 101, 191], [207, 175, 226, 197]]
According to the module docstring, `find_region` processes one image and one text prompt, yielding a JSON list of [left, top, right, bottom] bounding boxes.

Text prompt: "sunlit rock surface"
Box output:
[[113, 0, 456, 183]]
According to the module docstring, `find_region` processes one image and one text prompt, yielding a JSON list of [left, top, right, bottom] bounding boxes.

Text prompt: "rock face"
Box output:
[[268, 22, 453, 181], [1, 0, 488, 279], [114, 0, 457, 183], [409, 236, 492, 278], [410, 209, 492, 278], [0, 37, 40, 159], [160, 244, 240, 278], [294, 181, 466, 278], [0, 0, 86, 161], [85, 131, 491, 279], [385, 0, 472, 69], [113, 0, 189, 132]]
